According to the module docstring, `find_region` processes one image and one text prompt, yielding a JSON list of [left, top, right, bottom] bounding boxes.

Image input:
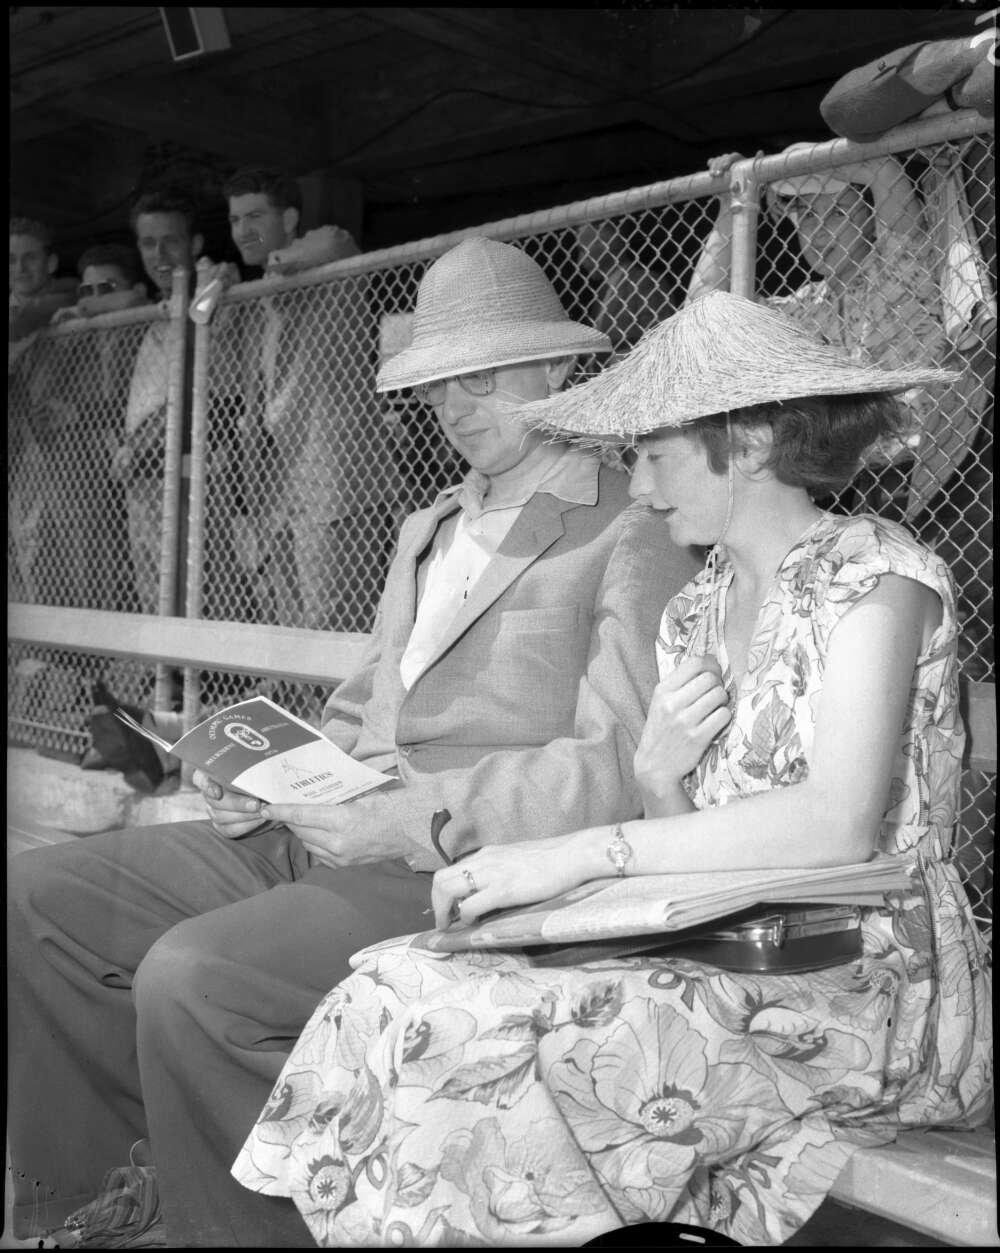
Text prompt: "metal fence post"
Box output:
[[728, 160, 762, 299], [181, 317, 212, 764], [153, 266, 190, 714]]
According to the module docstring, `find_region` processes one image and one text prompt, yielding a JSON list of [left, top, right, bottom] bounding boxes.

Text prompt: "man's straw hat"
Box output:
[[376, 237, 611, 393], [519, 291, 957, 442]]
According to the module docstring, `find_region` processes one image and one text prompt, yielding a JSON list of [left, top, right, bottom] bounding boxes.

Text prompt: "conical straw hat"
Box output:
[[518, 290, 957, 442], [376, 237, 611, 393]]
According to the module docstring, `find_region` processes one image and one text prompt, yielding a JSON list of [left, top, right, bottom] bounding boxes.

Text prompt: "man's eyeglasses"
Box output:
[[77, 280, 121, 298], [414, 370, 496, 406]]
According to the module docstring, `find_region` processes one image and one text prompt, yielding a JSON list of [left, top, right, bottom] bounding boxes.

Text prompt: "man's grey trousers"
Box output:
[[7, 822, 432, 1247]]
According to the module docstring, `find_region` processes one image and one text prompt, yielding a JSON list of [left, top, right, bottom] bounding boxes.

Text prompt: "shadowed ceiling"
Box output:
[[10, 5, 978, 260]]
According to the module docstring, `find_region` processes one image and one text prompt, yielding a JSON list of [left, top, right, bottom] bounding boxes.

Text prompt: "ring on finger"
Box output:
[[461, 867, 478, 896]]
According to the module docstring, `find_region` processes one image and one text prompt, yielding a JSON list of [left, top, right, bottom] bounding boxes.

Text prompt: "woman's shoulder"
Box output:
[[800, 513, 958, 644], [808, 512, 952, 587]]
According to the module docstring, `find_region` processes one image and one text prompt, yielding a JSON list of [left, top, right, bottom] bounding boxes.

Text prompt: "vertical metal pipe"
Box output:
[[728, 162, 761, 300], [154, 266, 190, 714], [181, 318, 212, 757]]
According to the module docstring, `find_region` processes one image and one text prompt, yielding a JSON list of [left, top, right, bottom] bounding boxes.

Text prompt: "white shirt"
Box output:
[[399, 444, 600, 690]]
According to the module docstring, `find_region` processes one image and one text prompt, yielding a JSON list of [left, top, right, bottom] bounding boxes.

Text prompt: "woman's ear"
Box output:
[[733, 423, 773, 477]]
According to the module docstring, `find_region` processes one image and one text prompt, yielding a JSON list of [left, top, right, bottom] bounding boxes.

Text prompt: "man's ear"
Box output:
[[132, 281, 149, 298], [544, 356, 576, 393], [281, 206, 300, 242], [46, 252, 58, 276], [191, 234, 205, 262]]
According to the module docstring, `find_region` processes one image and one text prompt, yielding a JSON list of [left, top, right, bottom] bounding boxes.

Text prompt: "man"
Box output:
[[9, 216, 76, 343], [9, 219, 76, 600], [113, 188, 204, 614], [51, 242, 149, 325], [685, 148, 989, 524], [8, 236, 700, 1247], [46, 244, 151, 613], [207, 166, 399, 634]]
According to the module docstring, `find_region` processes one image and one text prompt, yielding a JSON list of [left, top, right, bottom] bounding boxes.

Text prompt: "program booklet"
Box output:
[[116, 695, 392, 805], [415, 855, 916, 953]]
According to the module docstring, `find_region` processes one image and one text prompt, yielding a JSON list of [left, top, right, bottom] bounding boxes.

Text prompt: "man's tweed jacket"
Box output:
[[321, 460, 701, 869]]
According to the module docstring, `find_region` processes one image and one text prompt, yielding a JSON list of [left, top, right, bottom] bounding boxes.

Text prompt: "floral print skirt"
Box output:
[[233, 868, 991, 1247]]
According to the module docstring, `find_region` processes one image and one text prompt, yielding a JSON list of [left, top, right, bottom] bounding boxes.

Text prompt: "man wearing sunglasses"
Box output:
[[8, 237, 700, 1247], [51, 243, 149, 325]]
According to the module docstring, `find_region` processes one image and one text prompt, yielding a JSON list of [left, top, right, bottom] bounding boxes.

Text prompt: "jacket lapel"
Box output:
[[417, 491, 573, 672], [389, 492, 462, 639]]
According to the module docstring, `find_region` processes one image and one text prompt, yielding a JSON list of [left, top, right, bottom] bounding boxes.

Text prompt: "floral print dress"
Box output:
[[233, 513, 991, 1246]]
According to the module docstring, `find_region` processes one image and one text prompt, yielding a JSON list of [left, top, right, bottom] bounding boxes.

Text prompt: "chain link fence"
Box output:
[[8, 301, 186, 755], [8, 111, 993, 924]]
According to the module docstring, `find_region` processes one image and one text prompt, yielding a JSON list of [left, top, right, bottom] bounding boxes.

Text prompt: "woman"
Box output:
[[232, 292, 991, 1246]]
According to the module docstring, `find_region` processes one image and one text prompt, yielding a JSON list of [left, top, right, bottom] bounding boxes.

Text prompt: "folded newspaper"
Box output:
[[416, 855, 917, 953], [116, 696, 392, 805]]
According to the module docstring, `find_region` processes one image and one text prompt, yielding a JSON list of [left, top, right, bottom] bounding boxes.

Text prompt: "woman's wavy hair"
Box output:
[[690, 392, 906, 494]]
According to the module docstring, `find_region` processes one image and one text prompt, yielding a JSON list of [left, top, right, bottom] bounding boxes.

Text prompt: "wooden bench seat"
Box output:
[[830, 1126, 996, 1246]]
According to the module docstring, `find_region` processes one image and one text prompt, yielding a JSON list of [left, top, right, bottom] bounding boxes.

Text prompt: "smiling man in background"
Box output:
[[111, 188, 204, 613], [205, 166, 398, 634]]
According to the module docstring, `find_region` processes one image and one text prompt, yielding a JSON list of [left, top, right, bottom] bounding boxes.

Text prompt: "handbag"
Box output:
[[522, 902, 863, 973]]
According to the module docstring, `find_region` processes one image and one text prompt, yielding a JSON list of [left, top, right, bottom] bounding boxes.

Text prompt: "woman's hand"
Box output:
[[634, 655, 731, 801], [192, 768, 268, 838], [431, 830, 605, 931]]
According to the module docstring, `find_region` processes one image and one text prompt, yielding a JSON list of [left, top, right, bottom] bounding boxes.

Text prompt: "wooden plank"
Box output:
[[966, 681, 997, 773], [7, 604, 370, 688], [830, 1127, 997, 1247]]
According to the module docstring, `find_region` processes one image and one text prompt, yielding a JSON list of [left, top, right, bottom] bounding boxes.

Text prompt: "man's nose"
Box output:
[[628, 459, 648, 500], [439, 380, 475, 425]]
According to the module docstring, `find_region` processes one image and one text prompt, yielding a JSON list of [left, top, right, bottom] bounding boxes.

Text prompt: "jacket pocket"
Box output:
[[497, 605, 579, 634]]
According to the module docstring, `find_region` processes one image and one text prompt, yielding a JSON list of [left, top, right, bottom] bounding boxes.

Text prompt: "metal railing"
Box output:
[[8, 110, 994, 923]]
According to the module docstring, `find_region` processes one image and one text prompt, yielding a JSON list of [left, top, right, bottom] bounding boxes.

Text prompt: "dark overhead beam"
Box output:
[[57, 76, 327, 170], [368, 7, 618, 98], [365, 125, 690, 205], [364, 6, 700, 141], [339, 102, 649, 174]]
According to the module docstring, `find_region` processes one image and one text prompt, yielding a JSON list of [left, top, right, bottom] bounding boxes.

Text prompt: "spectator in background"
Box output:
[[197, 166, 402, 634], [685, 148, 990, 526], [9, 216, 76, 345], [8, 218, 80, 605], [113, 188, 204, 614], [51, 242, 149, 326], [8, 239, 152, 741], [575, 219, 675, 353], [49, 244, 151, 612], [818, 24, 995, 681]]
